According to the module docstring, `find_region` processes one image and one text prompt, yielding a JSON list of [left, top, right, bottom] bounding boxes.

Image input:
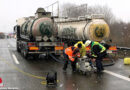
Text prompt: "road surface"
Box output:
[[0, 38, 130, 90]]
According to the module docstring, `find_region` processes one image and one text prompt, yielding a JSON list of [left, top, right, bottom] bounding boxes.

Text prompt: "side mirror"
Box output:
[[14, 25, 20, 39]]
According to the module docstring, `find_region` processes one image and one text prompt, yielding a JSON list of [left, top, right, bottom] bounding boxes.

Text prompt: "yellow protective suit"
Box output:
[[74, 41, 86, 57]]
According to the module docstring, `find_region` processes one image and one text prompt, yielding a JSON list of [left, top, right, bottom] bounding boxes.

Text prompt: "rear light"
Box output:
[[109, 46, 117, 51], [29, 47, 39, 50], [28, 42, 35, 46], [55, 46, 64, 50]]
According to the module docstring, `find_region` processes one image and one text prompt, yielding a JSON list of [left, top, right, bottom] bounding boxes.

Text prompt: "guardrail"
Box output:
[[117, 46, 130, 50]]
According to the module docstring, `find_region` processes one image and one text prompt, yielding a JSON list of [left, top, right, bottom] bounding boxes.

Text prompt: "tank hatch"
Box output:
[[35, 8, 51, 18]]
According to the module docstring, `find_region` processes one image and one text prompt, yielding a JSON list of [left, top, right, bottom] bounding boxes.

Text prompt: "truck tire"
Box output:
[[21, 48, 28, 59], [23, 49, 28, 59], [16, 42, 21, 52]]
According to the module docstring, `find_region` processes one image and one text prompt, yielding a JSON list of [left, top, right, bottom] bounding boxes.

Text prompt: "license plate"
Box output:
[[39, 42, 56, 46]]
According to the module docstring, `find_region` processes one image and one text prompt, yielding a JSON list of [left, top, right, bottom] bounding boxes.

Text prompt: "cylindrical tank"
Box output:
[[57, 19, 110, 42], [19, 17, 57, 41]]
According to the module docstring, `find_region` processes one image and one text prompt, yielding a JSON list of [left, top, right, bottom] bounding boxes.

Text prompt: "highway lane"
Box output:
[[0, 38, 130, 90]]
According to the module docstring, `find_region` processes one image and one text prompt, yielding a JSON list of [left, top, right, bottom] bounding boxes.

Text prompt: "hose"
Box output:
[[102, 54, 115, 67], [49, 53, 64, 64], [49, 53, 115, 67]]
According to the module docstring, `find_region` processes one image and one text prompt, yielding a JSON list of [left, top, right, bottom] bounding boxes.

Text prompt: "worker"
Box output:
[[74, 41, 86, 58], [63, 46, 80, 72], [85, 40, 107, 73]]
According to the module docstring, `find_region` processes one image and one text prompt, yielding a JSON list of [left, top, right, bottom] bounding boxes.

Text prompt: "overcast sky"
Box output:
[[0, 0, 130, 33]]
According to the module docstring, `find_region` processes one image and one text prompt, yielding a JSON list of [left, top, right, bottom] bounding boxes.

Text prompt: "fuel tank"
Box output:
[[16, 8, 57, 41], [21, 17, 57, 38], [56, 17, 110, 42]]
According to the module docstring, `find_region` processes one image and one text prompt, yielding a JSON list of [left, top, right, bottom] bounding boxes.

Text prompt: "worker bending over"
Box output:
[[63, 46, 80, 72], [85, 40, 107, 73], [74, 41, 86, 58]]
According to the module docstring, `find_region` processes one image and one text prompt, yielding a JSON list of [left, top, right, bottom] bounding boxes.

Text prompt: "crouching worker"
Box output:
[[74, 41, 93, 67], [74, 41, 86, 58], [63, 46, 80, 72], [85, 40, 107, 73]]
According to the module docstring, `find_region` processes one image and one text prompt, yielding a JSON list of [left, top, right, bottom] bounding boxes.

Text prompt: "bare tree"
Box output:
[[87, 5, 116, 24], [60, 4, 116, 24], [60, 3, 87, 18], [60, 3, 77, 17]]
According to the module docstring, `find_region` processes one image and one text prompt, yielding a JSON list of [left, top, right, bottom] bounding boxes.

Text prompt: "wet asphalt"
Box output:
[[0, 38, 130, 90]]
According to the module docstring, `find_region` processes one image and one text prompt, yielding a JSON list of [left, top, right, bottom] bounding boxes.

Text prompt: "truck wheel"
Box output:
[[17, 43, 20, 52], [22, 49, 28, 59]]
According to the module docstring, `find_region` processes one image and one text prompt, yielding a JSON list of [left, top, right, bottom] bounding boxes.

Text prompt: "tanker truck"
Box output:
[[0, 32, 5, 39], [55, 14, 110, 46], [55, 14, 117, 53], [14, 8, 64, 59]]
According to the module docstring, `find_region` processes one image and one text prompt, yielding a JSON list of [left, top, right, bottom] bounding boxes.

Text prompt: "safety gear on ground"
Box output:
[[85, 40, 91, 46], [74, 41, 86, 57], [65, 46, 80, 62]]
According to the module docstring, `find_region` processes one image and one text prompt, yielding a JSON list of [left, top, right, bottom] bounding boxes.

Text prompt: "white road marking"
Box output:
[[12, 54, 19, 64], [103, 70, 130, 82]]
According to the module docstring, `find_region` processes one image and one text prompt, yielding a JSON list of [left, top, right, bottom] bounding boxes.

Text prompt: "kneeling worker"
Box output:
[[63, 46, 80, 72], [85, 40, 107, 73]]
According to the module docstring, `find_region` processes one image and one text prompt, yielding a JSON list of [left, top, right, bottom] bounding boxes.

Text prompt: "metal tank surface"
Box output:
[[16, 8, 57, 42], [55, 14, 110, 42], [14, 8, 64, 59]]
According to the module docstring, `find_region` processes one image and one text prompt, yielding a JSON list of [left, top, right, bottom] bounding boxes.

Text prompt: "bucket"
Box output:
[[124, 57, 130, 65]]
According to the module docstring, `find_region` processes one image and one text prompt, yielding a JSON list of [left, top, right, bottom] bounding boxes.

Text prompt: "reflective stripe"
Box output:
[[91, 42, 106, 53], [69, 56, 74, 61], [92, 54, 97, 57], [77, 53, 80, 57], [101, 46, 105, 52]]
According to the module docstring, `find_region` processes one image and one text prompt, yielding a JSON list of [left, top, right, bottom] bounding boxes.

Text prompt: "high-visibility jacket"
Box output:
[[65, 47, 80, 62], [74, 41, 86, 57], [91, 41, 106, 57]]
